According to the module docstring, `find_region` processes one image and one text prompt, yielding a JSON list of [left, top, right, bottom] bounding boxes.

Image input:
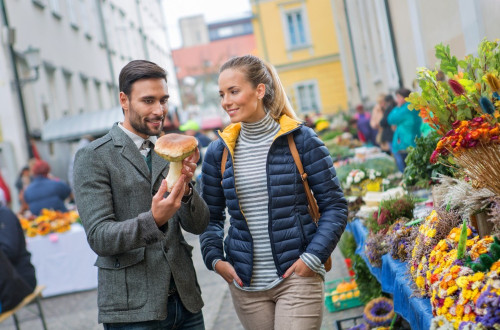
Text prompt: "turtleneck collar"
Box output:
[[240, 112, 279, 140]]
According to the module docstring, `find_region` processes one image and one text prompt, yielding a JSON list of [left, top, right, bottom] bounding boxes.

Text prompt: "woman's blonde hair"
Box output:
[[219, 55, 299, 121]]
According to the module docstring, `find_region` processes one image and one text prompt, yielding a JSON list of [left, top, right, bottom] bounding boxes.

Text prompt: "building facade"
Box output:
[[331, 0, 500, 107], [250, 0, 348, 116], [0, 0, 179, 210], [172, 15, 256, 127]]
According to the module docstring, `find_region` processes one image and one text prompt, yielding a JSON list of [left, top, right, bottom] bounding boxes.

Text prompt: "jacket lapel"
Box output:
[[109, 124, 151, 182], [151, 151, 168, 188]]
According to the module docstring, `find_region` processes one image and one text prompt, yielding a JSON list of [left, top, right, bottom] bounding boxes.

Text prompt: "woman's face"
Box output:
[[218, 68, 266, 124], [396, 94, 405, 106]]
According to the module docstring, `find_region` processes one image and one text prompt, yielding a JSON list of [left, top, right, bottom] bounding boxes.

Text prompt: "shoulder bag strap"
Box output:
[[287, 134, 320, 224]]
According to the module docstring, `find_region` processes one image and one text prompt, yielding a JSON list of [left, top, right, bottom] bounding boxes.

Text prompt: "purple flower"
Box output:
[[452, 120, 461, 129]]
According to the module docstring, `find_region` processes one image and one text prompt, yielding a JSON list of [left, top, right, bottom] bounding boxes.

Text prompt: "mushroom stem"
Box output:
[[166, 161, 183, 191]]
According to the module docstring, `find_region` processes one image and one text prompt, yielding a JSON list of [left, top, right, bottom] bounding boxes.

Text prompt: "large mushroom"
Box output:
[[154, 133, 198, 191]]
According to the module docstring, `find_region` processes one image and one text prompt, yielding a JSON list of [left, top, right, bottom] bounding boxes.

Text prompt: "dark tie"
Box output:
[[142, 140, 153, 173]]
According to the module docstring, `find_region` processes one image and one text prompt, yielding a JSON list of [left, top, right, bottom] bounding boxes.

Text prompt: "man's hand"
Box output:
[[283, 258, 315, 278], [181, 148, 199, 195], [151, 177, 185, 227], [214, 261, 243, 286]]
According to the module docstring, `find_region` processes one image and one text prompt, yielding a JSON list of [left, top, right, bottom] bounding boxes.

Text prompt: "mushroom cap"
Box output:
[[154, 133, 198, 162]]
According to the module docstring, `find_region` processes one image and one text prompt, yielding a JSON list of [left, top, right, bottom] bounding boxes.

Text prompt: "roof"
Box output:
[[171, 34, 256, 80], [41, 107, 123, 142]]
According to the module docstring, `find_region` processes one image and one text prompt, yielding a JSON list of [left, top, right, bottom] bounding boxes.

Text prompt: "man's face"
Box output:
[[120, 78, 169, 138]]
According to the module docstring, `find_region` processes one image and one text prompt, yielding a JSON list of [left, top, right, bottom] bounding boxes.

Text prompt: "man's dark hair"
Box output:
[[395, 87, 411, 99], [119, 60, 167, 97]]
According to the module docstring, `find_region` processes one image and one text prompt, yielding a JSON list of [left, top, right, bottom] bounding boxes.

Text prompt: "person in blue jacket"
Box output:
[[200, 54, 348, 329], [23, 160, 72, 215], [387, 88, 422, 172]]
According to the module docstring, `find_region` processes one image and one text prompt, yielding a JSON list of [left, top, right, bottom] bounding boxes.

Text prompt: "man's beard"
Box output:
[[129, 107, 164, 137]]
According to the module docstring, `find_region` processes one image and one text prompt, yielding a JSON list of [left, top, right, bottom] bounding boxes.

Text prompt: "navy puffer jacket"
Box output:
[[200, 115, 347, 287]]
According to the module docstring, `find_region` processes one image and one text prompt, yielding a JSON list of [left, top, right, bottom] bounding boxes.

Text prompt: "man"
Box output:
[[23, 159, 72, 215], [73, 60, 209, 329]]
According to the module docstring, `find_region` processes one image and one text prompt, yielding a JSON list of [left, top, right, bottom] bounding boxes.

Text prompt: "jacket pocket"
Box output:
[[94, 247, 147, 311], [295, 212, 308, 251]]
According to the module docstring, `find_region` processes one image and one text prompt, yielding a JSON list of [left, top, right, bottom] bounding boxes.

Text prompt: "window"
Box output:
[[295, 81, 320, 113], [49, 0, 61, 17], [66, 0, 78, 29], [283, 9, 309, 49], [79, 0, 91, 37]]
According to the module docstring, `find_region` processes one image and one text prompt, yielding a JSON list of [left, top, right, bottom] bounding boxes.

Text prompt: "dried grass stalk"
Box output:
[[454, 143, 500, 195]]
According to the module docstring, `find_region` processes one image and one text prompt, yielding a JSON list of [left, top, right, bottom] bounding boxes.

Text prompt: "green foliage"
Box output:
[[365, 194, 415, 233], [403, 132, 456, 188], [324, 142, 354, 161], [353, 254, 382, 304], [319, 129, 343, 141], [339, 231, 357, 259], [407, 39, 500, 134]]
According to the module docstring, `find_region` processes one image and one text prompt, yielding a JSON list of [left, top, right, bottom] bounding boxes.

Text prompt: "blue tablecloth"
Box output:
[[347, 219, 433, 330]]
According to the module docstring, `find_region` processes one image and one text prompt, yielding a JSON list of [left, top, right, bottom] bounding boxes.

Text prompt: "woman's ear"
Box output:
[[256, 83, 266, 100]]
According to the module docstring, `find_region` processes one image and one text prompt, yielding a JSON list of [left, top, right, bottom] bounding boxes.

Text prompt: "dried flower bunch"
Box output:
[[365, 230, 390, 268]]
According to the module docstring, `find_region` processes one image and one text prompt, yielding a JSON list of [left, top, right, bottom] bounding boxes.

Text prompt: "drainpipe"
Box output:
[[384, 0, 403, 88], [135, 0, 150, 60], [343, 0, 362, 103], [96, 0, 118, 103], [0, 0, 34, 158], [253, 0, 269, 61]]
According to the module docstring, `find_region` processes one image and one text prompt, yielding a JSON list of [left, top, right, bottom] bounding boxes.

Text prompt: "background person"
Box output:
[[73, 60, 209, 329], [200, 54, 347, 330], [0, 205, 37, 313], [378, 94, 397, 154], [23, 160, 72, 216], [387, 88, 422, 172]]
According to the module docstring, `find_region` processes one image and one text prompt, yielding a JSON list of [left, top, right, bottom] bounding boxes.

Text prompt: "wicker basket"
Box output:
[[453, 143, 500, 195]]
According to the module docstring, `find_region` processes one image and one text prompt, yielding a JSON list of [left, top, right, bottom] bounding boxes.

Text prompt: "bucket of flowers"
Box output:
[[407, 39, 500, 195], [344, 168, 383, 196]]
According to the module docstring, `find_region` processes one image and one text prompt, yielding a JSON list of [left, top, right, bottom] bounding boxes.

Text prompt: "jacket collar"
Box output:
[[109, 123, 167, 184], [218, 114, 301, 154]]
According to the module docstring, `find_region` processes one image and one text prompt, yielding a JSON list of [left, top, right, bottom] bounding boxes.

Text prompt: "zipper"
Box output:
[[267, 127, 302, 277], [218, 138, 253, 285]]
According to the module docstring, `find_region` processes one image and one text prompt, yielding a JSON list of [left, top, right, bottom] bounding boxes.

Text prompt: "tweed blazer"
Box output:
[[73, 123, 209, 324]]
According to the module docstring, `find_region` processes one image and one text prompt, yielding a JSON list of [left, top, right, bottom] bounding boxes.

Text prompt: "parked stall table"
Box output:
[[347, 219, 433, 330], [26, 223, 97, 297]]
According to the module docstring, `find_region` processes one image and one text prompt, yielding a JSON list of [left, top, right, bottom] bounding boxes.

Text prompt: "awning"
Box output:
[[41, 107, 123, 142]]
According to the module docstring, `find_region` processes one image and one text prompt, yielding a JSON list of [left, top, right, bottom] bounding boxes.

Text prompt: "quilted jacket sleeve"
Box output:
[[199, 140, 227, 270], [299, 127, 348, 262]]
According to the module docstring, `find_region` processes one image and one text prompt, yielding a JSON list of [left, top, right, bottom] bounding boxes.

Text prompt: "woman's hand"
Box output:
[[215, 261, 243, 286], [283, 258, 315, 278]]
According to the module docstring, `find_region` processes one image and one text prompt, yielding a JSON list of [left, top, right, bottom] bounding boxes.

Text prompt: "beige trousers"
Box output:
[[228, 273, 324, 330]]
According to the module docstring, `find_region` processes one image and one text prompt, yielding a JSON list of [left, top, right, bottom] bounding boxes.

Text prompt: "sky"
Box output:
[[163, 0, 252, 49]]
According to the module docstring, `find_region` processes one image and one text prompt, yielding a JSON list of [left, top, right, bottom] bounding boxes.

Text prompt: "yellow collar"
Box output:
[[218, 114, 301, 154]]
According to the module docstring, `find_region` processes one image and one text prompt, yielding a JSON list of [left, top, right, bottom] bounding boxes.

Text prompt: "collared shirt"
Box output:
[[118, 122, 157, 156]]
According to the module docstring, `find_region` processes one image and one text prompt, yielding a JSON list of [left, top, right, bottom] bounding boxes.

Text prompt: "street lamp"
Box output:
[[19, 46, 40, 85]]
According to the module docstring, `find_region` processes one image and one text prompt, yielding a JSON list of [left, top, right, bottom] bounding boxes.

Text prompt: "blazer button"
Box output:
[[115, 259, 120, 268]]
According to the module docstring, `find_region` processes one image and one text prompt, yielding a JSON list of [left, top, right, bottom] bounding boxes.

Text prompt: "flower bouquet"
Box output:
[[407, 39, 500, 194], [363, 297, 395, 328], [19, 209, 80, 237]]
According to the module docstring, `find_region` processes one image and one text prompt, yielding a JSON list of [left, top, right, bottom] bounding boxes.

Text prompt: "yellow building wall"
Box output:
[[252, 0, 348, 114], [280, 61, 347, 114]]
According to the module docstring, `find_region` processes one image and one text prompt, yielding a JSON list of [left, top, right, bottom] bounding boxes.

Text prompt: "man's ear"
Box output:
[[256, 83, 266, 100], [119, 92, 128, 112]]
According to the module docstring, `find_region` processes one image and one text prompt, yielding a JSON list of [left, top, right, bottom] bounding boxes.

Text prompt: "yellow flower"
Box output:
[[447, 286, 458, 295]]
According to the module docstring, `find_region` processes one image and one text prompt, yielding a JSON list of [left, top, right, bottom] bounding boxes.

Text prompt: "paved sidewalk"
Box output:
[[0, 233, 363, 330]]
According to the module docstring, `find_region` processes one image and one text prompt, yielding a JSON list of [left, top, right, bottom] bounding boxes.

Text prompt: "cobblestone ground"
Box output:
[[0, 233, 363, 330]]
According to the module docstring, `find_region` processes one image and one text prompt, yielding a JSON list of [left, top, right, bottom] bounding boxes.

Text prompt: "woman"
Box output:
[[387, 88, 422, 172], [200, 55, 347, 329]]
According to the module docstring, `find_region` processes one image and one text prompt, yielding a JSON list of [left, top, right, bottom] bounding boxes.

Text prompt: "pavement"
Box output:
[[0, 231, 364, 330]]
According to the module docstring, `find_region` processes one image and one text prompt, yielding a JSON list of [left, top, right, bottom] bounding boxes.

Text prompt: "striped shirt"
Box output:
[[229, 113, 324, 291]]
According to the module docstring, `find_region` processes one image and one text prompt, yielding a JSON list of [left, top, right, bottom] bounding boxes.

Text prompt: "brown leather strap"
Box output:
[[287, 134, 320, 224], [221, 148, 228, 182]]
